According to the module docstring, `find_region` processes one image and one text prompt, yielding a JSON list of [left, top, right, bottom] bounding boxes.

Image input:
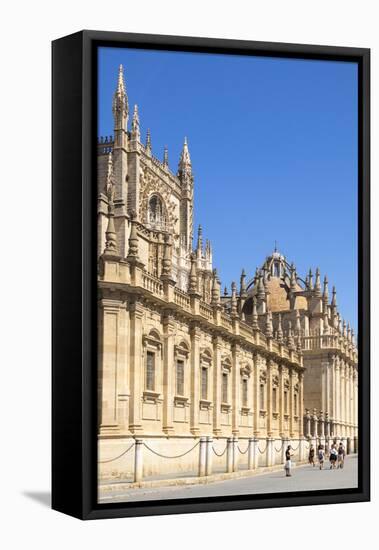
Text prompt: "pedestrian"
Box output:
[[337, 442, 346, 469], [284, 445, 293, 477], [318, 445, 325, 470], [329, 444, 338, 469], [308, 444, 315, 467]]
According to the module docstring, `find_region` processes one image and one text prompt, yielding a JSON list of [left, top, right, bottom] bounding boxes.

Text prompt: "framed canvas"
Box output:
[[52, 30, 370, 520]]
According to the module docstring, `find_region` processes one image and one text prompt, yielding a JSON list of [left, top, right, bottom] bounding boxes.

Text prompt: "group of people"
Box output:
[[308, 442, 346, 470], [284, 441, 346, 477]]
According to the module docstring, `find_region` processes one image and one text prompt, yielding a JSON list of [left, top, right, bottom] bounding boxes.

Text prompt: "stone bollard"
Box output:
[[226, 437, 234, 473], [233, 437, 239, 472], [248, 438, 255, 470], [266, 437, 273, 467], [134, 438, 143, 482], [206, 436, 213, 476], [198, 436, 207, 477]]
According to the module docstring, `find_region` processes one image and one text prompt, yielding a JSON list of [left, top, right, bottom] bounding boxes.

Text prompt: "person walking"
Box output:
[[337, 442, 346, 469], [284, 445, 293, 477], [329, 443, 338, 469], [318, 445, 325, 470], [308, 444, 315, 467]]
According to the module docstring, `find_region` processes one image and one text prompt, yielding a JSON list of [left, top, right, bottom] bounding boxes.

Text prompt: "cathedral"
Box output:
[[97, 65, 358, 483]]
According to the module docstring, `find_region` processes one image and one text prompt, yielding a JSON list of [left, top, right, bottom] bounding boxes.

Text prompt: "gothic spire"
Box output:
[[211, 269, 221, 306], [252, 296, 259, 329], [240, 268, 247, 299], [257, 271, 266, 301], [131, 104, 140, 141], [178, 136, 192, 179], [189, 253, 198, 294], [230, 282, 238, 317], [103, 154, 119, 258], [146, 128, 152, 154], [331, 286, 337, 308], [196, 224, 203, 256], [287, 321, 295, 350], [163, 145, 169, 167], [112, 64, 128, 128], [314, 267, 322, 297], [295, 309, 301, 333], [323, 275, 329, 302], [290, 263, 297, 292], [308, 268, 313, 290]]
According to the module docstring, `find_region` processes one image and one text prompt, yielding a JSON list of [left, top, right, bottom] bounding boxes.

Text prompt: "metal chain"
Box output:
[[258, 442, 268, 454], [212, 445, 228, 457], [274, 441, 284, 453], [237, 443, 249, 455], [290, 441, 301, 451], [99, 441, 135, 464], [143, 440, 200, 459]]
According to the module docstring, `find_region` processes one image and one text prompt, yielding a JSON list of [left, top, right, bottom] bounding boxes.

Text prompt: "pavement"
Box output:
[[99, 454, 358, 503]]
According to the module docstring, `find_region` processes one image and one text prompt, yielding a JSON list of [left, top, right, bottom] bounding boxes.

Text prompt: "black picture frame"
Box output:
[[52, 30, 370, 520]]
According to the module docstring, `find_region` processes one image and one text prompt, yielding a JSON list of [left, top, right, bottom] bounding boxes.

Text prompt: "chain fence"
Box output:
[[143, 440, 200, 459], [99, 441, 135, 464], [212, 444, 228, 457]]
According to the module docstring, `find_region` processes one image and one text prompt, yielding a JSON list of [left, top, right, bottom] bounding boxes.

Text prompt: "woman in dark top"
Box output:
[[308, 445, 315, 466], [285, 445, 292, 477]]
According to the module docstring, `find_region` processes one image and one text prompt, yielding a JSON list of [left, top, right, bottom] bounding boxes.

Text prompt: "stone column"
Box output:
[[266, 360, 273, 437], [233, 436, 239, 471], [206, 436, 213, 476], [253, 353, 260, 437], [298, 371, 304, 437], [226, 437, 234, 473], [128, 300, 144, 433], [231, 344, 240, 435], [198, 437, 207, 476], [248, 437, 257, 470], [190, 325, 201, 435], [289, 370, 295, 438], [212, 335, 222, 436], [162, 313, 175, 435], [134, 438, 144, 482], [99, 297, 124, 431], [335, 357, 340, 438], [266, 437, 273, 467], [279, 364, 284, 437]]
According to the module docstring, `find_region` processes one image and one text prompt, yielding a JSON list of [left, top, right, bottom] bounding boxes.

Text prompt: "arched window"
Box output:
[[147, 194, 167, 230]]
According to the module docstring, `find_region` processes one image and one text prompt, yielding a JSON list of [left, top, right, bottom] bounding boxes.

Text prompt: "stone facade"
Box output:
[[97, 66, 357, 482]]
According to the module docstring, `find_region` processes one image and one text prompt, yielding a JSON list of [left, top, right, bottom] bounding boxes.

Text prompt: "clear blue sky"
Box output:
[[98, 47, 358, 331]]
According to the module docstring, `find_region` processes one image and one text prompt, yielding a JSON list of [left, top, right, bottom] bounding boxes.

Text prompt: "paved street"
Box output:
[[99, 455, 358, 503]]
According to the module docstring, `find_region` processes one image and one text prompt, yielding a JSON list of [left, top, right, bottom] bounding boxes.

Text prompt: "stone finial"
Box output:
[[211, 268, 221, 305], [308, 268, 313, 290], [127, 210, 141, 263], [224, 286, 228, 297], [265, 311, 273, 338], [296, 333, 302, 353], [196, 224, 203, 255], [342, 319, 347, 338], [131, 104, 140, 141], [295, 309, 301, 333], [251, 296, 259, 329], [257, 271, 266, 300], [145, 128, 152, 154], [161, 234, 172, 278], [314, 267, 321, 297], [231, 282, 238, 317], [163, 145, 169, 167], [287, 321, 295, 349], [240, 268, 247, 299], [189, 253, 198, 293], [347, 323, 352, 342], [277, 313, 283, 342], [331, 286, 337, 308], [103, 153, 119, 258], [351, 328, 355, 346], [178, 136, 192, 178], [323, 275, 329, 302], [290, 263, 297, 292]]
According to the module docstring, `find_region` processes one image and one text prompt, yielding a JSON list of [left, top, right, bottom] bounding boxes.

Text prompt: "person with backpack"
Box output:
[[337, 442, 346, 468], [308, 444, 315, 467], [329, 443, 338, 469]]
